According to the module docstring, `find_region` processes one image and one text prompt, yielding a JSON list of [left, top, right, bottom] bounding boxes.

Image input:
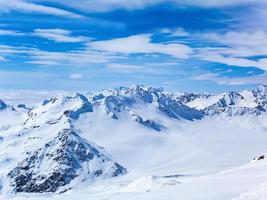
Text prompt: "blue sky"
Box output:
[[0, 0, 267, 93]]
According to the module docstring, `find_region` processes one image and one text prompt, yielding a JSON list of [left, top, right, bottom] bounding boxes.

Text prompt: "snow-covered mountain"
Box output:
[[8, 129, 126, 193], [88, 84, 204, 125], [24, 93, 93, 127], [1, 84, 267, 200], [0, 95, 126, 194], [184, 85, 267, 116]]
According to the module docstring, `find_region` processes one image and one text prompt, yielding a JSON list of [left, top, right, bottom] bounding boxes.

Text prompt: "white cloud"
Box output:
[[0, 45, 36, 55], [106, 63, 144, 73], [107, 63, 142, 70], [197, 52, 267, 71], [34, 0, 163, 12], [0, 29, 25, 36], [34, 0, 267, 12], [27, 49, 120, 66], [0, 44, 120, 66], [0, 0, 84, 19], [161, 28, 190, 37], [0, 55, 6, 61], [89, 34, 192, 59], [199, 31, 267, 59], [196, 31, 267, 71], [28, 60, 62, 66], [202, 31, 267, 47], [1, 43, 125, 67], [191, 72, 267, 85], [33, 29, 89, 43], [0, 70, 59, 80], [2, 27, 267, 75], [191, 72, 220, 81], [0, 45, 35, 62], [174, 0, 266, 8], [70, 73, 83, 79]]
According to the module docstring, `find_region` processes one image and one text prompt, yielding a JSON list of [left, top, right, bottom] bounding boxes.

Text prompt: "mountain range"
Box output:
[[1, 84, 267, 200]]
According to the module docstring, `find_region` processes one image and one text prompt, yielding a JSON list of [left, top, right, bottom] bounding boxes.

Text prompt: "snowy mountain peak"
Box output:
[[42, 93, 89, 107], [130, 84, 164, 94], [256, 85, 267, 94], [25, 93, 93, 127], [91, 85, 203, 123], [174, 92, 211, 104], [7, 129, 126, 193], [184, 85, 267, 117], [253, 85, 267, 101], [129, 84, 166, 103], [221, 91, 244, 105]]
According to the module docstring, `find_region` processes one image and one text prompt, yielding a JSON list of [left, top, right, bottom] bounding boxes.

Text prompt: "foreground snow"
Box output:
[[5, 156, 267, 200]]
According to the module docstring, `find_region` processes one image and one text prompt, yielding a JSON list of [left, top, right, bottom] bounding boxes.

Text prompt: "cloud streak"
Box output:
[[191, 72, 267, 85], [195, 31, 267, 71], [70, 73, 83, 79], [34, 0, 267, 12], [33, 29, 89, 43], [0, 0, 84, 19], [0, 29, 25, 36], [0, 44, 124, 66]]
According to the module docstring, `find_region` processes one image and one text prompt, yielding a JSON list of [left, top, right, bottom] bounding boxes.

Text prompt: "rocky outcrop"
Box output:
[[131, 114, 164, 132], [8, 129, 126, 193], [0, 99, 8, 110]]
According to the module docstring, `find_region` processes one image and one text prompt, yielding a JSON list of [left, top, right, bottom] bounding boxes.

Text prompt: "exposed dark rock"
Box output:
[[17, 104, 31, 110], [131, 114, 164, 132], [253, 154, 265, 161], [8, 129, 126, 193], [0, 99, 8, 110]]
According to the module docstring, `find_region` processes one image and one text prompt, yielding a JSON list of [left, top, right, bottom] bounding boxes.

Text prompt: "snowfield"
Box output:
[[0, 84, 267, 200]]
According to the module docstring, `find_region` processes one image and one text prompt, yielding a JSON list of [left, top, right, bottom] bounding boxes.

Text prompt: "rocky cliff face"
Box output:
[[8, 129, 126, 193], [0, 100, 7, 110]]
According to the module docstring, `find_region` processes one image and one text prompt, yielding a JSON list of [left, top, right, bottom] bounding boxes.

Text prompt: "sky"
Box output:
[[0, 0, 267, 93]]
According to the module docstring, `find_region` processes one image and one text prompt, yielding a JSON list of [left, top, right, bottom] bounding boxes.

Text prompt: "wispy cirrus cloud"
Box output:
[[0, 0, 84, 19], [107, 63, 143, 70], [0, 44, 124, 66], [2, 29, 267, 73], [0, 28, 90, 43], [34, 0, 267, 12], [0, 70, 59, 80], [0, 55, 6, 61], [161, 28, 190, 37], [195, 31, 267, 71], [0, 45, 38, 61], [0, 29, 25, 36], [70, 73, 83, 79], [33, 29, 89, 43], [191, 72, 267, 85], [196, 49, 267, 71], [106, 63, 143, 73], [27, 49, 120, 66], [202, 31, 267, 47]]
